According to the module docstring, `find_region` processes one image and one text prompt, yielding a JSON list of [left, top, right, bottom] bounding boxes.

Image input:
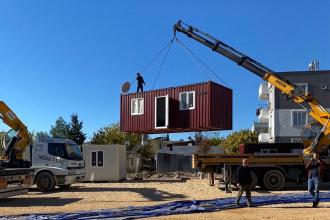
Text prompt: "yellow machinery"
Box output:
[[0, 101, 31, 161], [174, 20, 330, 155]]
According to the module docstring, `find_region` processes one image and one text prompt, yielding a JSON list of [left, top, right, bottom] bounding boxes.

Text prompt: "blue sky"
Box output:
[[0, 1, 329, 140]]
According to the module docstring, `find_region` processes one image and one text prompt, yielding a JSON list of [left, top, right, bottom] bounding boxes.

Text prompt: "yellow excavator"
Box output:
[[173, 20, 330, 155], [0, 101, 31, 198], [0, 101, 31, 162]]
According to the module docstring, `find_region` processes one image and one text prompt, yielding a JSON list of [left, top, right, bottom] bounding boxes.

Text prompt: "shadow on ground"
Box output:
[[0, 197, 81, 207], [29, 186, 187, 201]]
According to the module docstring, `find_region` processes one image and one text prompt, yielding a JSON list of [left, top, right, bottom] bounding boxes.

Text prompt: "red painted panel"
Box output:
[[120, 81, 232, 133]]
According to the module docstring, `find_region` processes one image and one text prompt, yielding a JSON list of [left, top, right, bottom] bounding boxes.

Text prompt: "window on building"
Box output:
[[295, 83, 309, 95], [179, 91, 195, 110], [292, 111, 307, 127], [131, 98, 144, 115], [91, 150, 104, 167]]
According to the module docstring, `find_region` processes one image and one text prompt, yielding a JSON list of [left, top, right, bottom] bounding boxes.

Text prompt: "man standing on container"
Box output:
[[305, 153, 325, 207], [236, 158, 253, 207], [136, 72, 145, 93]]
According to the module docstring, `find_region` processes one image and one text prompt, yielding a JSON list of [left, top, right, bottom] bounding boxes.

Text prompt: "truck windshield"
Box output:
[[65, 144, 83, 161], [48, 143, 83, 161]]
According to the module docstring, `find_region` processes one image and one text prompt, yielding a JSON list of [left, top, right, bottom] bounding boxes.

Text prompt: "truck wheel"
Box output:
[[36, 172, 55, 192], [59, 184, 71, 189], [251, 171, 258, 189], [263, 170, 285, 190]]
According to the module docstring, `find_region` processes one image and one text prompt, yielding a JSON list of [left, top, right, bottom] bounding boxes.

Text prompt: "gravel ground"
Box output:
[[0, 179, 329, 219]]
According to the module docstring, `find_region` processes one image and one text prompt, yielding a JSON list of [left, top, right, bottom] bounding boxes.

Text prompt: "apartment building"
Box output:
[[252, 70, 330, 143]]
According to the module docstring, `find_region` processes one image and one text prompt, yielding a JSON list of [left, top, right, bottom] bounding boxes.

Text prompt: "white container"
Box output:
[[82, 144, 126, 181]]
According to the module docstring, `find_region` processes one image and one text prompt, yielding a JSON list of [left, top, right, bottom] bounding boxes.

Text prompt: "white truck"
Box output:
[[0, 101, 85, 198], [23, 136, 85, 191]]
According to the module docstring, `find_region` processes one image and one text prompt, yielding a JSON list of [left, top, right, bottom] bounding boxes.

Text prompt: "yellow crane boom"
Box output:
[[173, 20, 330, 154], [0, 101, 31, 159]]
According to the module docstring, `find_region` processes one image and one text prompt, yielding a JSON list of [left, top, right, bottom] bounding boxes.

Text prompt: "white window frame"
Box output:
[[131, 98, 144, 115], [155, 95, 169, 129], [295, 83, 309, 94], [91, 150, 104, 167], [179, 91, 195, 110], [291, 110, 308, 127]]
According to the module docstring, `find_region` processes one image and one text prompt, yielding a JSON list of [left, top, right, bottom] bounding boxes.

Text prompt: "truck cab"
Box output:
[[23, 136, 85, 191]]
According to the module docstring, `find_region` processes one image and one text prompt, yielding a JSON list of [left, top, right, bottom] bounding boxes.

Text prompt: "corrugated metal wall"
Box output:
[[210, 81, 233, 130], [120, 81, 232, 133], [156, 153, 192, 173]]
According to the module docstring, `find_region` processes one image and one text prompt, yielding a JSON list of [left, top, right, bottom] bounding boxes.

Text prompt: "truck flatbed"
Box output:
[[0, 168, 31, 177], [193, 153, 330, 190], [193, 153, 306, 169]]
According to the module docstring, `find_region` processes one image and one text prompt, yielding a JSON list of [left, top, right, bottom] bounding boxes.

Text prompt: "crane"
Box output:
[[0, 101, 31, 162], [173, 20, 330, 155]]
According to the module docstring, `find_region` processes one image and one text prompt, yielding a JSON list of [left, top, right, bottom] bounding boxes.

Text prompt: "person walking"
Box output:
[[136, 72, 145, 93], [236, 159, 253, 207], [305, 153, 325, 207]]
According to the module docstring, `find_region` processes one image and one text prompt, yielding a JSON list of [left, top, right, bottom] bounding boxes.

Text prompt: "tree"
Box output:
[[50, 117, 69, 138], [68, 114, 86, 145], [35, 131, 51, 139], [91, 122, 140, 150], [194, 131, 204, 145], [194, 131, 224, 146], [197, 139, 212, 155], [221, 129, 258, 154]]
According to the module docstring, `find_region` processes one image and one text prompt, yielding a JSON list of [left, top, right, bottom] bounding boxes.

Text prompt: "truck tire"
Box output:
[[59, 184, 71, 189], [263, 169, 285, 191], [36, 172, 55, 192], [251, 171, 258, 189]]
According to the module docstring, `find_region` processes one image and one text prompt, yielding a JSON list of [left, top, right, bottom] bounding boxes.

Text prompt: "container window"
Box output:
[[98, 151, 103, 166], [91, 152, 96, 166], [131, 98, 144, 115], [179, 91, 195, 110], [155, 95, 169, 129], [91, 150, 104, 167]]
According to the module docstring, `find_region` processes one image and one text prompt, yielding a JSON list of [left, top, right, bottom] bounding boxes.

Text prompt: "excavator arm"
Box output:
[[0, 101, 31, 160], [173, 20, 330, 154]]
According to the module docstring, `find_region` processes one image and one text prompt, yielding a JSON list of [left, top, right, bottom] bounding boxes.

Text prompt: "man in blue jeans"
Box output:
[[305, 153, 325, 207]]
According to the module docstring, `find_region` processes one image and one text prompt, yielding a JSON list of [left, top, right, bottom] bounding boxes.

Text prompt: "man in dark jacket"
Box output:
[[236, 159, 253, 207], [305, 153, 325, 207], [136, 72, 145, 93]]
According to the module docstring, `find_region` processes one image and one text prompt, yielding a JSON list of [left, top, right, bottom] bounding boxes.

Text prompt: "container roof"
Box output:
[[122, 80, 230, 96]]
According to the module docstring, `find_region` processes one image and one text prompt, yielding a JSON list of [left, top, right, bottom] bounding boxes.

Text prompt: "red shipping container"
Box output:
[[120, 81, 232, 134]]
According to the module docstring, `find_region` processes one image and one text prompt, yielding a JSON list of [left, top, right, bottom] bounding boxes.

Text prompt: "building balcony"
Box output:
[[257, 107, 269, 123], [259, 82, 269, 100], [251, 122, 269, 134], [258, 133, 271, 143]]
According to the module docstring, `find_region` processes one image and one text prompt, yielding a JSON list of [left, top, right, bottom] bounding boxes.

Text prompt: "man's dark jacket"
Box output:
[[305, 159, 325, 178], [237, 166, 252, 186]]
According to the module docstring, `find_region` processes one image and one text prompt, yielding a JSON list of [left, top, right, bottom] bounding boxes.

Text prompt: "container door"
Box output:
[[155, 95, 169, 128]]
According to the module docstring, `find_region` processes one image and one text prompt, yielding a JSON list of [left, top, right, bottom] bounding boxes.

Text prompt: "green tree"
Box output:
[[91, 122, 140, 150], [50, 117, 69, 138], [35, 131, 50, 139], [221, 129, 258, 154], [194, 131, 224, 146], [68, 114, 86, 145]]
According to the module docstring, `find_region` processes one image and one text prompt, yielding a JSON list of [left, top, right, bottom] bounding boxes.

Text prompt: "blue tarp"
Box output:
[[3, 192, 330, 220]]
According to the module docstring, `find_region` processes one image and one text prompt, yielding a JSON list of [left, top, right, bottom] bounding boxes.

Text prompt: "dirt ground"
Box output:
[[0, 179, 329, 219]]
